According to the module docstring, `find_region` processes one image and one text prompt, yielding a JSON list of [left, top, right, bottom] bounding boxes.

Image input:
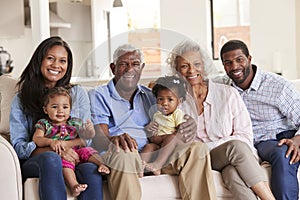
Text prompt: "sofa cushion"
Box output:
[[0, 75, 17, 141], [24, 173, 233, 200]]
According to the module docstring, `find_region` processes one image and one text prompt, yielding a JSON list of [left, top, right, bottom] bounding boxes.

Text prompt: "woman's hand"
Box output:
[[177, 115, 196, 143], [60, 148, 79, 164], [50, 140, 65, 155], [108, 133, 138, 153]]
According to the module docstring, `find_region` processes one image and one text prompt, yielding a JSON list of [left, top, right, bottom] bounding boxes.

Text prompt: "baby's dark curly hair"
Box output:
[[43, 86, 72, 108], [152, 75, 186, 100]]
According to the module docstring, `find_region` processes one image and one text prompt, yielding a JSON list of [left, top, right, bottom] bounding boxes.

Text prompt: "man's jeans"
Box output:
[[255, 130, 299, 200]]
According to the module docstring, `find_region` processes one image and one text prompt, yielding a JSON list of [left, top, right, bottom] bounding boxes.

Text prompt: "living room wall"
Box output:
[[161, 0, 298, 80], [0, 0, 299, 80], [250, 0, 297, 79], [297, 0, 300, 78]]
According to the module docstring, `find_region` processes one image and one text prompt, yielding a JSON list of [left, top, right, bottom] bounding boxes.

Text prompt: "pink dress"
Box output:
[[35, 117, 98, 170]]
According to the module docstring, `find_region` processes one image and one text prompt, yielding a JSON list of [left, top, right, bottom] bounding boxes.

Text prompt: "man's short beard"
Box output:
[[233, 65, 250, 85]]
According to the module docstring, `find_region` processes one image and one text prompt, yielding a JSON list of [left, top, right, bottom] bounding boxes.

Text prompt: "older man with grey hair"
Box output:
[[89, 44, 216, 200]]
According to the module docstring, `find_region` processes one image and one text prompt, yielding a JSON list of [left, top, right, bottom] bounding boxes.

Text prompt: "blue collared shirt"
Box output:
[[89, 80, 156, 151], [231, 65, 300, 143], [10, 85, 91, 159]]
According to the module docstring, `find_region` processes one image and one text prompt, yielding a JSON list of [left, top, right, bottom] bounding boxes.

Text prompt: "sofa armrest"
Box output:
[[0, 74, 17, 141], [0, 135, 22, 200]]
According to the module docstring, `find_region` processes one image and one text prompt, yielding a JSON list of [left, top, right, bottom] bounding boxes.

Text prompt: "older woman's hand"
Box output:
[[177, 115, 196, 143]]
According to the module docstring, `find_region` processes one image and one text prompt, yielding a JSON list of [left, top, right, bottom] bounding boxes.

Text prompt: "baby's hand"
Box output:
[[145, 121, 159, 137], [50, 140, 65, 155], [79, 119, 95, 139]]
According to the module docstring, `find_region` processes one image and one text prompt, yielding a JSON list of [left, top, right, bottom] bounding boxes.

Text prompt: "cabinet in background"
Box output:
[[0, 0, 25, 38], [50, 2, 92, 42]]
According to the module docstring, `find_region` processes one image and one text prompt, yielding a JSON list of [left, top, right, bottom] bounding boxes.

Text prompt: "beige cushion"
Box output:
[[0, 74, 17, 141], [24, 173, 233, 200]]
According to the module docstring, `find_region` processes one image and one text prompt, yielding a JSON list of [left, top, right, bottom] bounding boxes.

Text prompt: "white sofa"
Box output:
[[1, 74, 300, 200]]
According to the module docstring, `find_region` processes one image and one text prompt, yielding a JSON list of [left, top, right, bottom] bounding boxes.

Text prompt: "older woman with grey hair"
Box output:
[[168, 40, 275, 200]]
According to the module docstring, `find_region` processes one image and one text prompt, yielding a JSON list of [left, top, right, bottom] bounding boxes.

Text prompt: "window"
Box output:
[[125, 0, 161, 78], [211, 0, 250, 59]]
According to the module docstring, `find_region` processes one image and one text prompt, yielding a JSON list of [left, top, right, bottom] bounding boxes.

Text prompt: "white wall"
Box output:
[[160, 0, 211, 52], [0, 0, 299, 80], [160, 0, 298, 79], [90, 0, 111, 80], [0, 0, 93, 79], [0, 28, 33, 78], [296, 0, 300, 78], [250, 0, 297, 79]]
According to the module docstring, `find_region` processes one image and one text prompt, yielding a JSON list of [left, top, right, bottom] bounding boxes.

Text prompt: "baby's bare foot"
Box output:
[[98, 164, 110, 175], [145, 162, 161, 176], [72, 184, 88, 197], [138, 160, 146, 178]]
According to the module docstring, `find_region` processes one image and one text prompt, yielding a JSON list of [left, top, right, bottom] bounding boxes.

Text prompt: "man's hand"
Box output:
[[177, 115, 196, 143], [278, 138, 300, 164], [109, 133, 138, 153]]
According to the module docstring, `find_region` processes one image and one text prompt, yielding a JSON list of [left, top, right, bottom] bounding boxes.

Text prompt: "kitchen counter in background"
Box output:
[[71, 76, 156, 87]]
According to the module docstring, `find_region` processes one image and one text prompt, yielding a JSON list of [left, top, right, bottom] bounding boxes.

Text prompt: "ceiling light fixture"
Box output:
[[113, 0, 123, 7]]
